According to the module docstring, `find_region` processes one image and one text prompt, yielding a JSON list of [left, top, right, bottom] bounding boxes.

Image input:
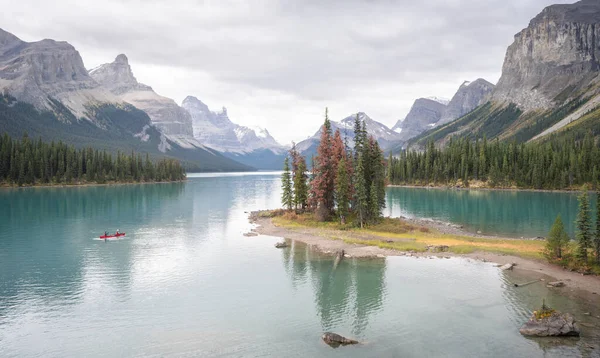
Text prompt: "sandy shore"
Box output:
[[250, 213, 600, 302]]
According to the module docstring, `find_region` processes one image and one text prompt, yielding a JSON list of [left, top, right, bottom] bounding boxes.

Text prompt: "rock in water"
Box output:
[[499, 263, 515, 270], [274, 242, 288, 248], [520, 312, 580, 337], [322, 332, 358, 347]]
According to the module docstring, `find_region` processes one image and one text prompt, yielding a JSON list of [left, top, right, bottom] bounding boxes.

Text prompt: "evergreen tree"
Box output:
[[546, 214, 570, 259], [354, 153, 368, 228], [310, 110, 336, 219], [576, 190, 593, 263], [595, 191, 600, 264], [335, 157, 350, 224], [281, 157, 293, 210]]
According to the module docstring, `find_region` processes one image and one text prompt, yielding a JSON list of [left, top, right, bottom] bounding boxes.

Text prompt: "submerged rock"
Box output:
[[322, 332, 359, 347], [243, 232, 259, 237], [547, 281, 565, 287], [520, 312, 580, 337], [500, 263, 515, 270], [274, 242, 288, 248]]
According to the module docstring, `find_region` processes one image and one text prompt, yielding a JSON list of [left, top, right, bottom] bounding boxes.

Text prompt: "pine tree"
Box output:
[[281, 156, 293, 210], [354, 153, 368, 228], [292, 153, 308, 211], [546, 214, 570, 259], [335, 157, 350, 224], [310, 110, 336, 219], [595, 191, 600, 264], [576, 190, 593, 263], [369, 181, 380, 223]]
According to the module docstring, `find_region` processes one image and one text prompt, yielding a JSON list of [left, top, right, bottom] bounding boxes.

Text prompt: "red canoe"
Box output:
[[100, 233, 126, 239]]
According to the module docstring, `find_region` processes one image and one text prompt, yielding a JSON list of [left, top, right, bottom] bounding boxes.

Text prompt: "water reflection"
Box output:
[[385, 187, 596, 237], [281, 241, 386, 336]]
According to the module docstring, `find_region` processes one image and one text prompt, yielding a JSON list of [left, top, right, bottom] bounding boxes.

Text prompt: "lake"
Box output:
[[386, 186, 597, 238], [0, 173, 598, 357]]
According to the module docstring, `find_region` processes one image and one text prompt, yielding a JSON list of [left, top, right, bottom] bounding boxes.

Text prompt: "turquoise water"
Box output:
[[386, 187, 598, 238], [0, 173, 598, 357]]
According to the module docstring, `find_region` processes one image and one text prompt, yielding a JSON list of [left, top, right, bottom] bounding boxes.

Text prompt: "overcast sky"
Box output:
[[1, 0, 574, 144]]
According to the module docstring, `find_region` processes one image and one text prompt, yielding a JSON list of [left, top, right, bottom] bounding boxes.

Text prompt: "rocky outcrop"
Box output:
[[391, 98, 447, 141], [181, 95, 284, 155], [90, 54, 195, 140], [438, 79, 495, 125], [0, 28, 118, 119], [519, 312, 580, 337], [321, 332, 358, 347], [492, 0, 600, 111]]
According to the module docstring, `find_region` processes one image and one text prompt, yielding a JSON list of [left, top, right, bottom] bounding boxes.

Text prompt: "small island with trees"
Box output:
[[251, 109, 600, 300], [0, 133, 186, 187]]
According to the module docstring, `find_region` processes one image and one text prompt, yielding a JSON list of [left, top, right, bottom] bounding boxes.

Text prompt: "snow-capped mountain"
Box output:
[[0, 29, 251, 172], [181, 96, 286, 169], [182, 96, 283, 154], [391, 98, 448, 142], [90, 54, 202, 149], [296, 112, 401, 157]]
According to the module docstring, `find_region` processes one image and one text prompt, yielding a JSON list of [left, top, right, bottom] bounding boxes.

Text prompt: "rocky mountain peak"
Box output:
[[492, 0, 600, 111], [0, 28, 117, 118], [438, 78, 495, 125], [115, 53, 129, 64], [90, 53, 150, 95], [391, 98, 447, 141], [0, 28, 24, 51], [531, 0, 600, 25]]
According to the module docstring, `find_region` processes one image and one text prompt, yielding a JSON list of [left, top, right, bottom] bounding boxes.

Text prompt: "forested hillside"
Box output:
[[389, 134, 600, 190], [0, 133, 185, 186]]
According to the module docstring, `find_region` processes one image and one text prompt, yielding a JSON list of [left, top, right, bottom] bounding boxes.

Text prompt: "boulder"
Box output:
[[500, 263, 515, 270], [321, 332, 358, 347], [520, 312, 580, 337], [274, 242, 288, 248]]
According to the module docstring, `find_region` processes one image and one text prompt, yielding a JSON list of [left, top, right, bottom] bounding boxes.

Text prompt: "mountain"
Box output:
[[409, 0, 600, 148], [391, 98, 447, 142], [297, 112, 400, 158], [437, 79, 495, 125], [0, 28, 119, 118], [181, 96, 286, 169], [0, 29, 250, 172], [90, 54, 200, 148], [389, 79, 493, 146]]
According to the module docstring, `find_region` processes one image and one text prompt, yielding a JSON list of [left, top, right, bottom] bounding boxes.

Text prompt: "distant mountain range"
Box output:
[[1, 0, 599, 171], [0, 29, 249, 172], [407, 0, 600, 149], [297, 112, 401, 158], [391, 79, 495, 145]]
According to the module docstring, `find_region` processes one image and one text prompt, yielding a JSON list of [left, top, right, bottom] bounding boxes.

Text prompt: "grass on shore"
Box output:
[[266, 210, 546, 260]]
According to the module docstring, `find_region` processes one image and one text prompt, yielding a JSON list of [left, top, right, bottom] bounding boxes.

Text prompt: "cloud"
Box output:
[[0, 0, 575, 144]]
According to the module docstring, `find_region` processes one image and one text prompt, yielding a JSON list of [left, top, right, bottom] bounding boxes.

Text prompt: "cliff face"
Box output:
[[391, 98, 447, 141], [91, 54, 194, 139], [438, 79, 495, 125], [0, 28, 118, 118], [492, 0, 600, 110]]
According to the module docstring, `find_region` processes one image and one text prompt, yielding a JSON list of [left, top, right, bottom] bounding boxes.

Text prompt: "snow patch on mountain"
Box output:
[[181, 96, 284, 154]]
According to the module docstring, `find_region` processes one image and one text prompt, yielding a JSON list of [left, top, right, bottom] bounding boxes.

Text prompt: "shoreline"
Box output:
[[0, 179, 187, 190], [249, 212, 600, 299], [387, 184, 592, 194]]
